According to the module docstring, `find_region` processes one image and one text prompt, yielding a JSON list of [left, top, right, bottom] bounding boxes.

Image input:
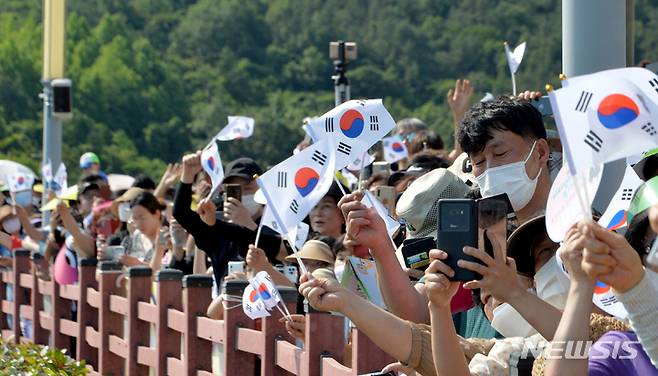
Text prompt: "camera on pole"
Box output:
[[51, 78, 72, 120], [329, 41, 357, 106]]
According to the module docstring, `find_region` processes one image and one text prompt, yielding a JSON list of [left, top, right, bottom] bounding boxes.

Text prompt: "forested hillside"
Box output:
[[1, 0, 657, 179]]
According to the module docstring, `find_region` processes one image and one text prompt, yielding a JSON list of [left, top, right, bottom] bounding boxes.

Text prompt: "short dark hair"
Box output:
[[458, 96, 546, 154], [408, 130, 444, 153], [408, 151, 450, 171], [130, 192, 166, 214], [132, 174, 156, 190]]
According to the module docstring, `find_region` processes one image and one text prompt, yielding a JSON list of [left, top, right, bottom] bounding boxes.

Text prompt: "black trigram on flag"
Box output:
[[650, 78, 658, 95], [621, 188, 633, 201], [584, 130, 603, 152], [370, 115, 379, 131], [325, 118, 334, 133], [337, 142, 352, 155], [575, 91, 593, 113], [290, 199, 299, 214], [642, 122, 657, 136], [312, 150, 328, 166], [277, 171, 287, 188]]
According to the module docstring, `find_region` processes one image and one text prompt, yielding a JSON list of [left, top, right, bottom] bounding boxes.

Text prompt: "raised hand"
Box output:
[[446, 79, 474, 117], [181, 151, 203, 184]]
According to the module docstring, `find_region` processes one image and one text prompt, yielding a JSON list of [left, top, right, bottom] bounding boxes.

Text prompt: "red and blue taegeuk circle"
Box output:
[[206, 156, 215, 171], [392, 142, 405, 152], [597, 94, 640, 129], [249, 283, 272, 302], [294, 167, 319, 197], [339, 109, 365, 138], [594, 280, 611, 295], [606, 210, 627, 231]]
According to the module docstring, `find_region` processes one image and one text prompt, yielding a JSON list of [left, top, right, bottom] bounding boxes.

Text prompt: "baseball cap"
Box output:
[[285, 240, 335, 265], [223, 158, 262, 181], [396, 168, 470, 239], [447, 153, 476, 187], [80, 152, 101, 169]]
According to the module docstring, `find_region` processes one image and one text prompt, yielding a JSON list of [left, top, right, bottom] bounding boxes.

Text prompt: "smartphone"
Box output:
[[228, 261, 245, 275], [224, 184, 242, 202], [400, 236, 434, 271], [372, 161, 390, 176], [532, 96, 553, 117], [374, 185, 396, 215], [436, 199, 480, 281], [476, 194, 510, 259], [102, 245, 125, 261]]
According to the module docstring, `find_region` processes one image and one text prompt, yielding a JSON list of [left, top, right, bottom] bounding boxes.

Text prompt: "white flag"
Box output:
[[53, 163, 67, 196], [7, 173, 34, 193], [201, 140, 224, 194], [504, 41, 526, 74], [564, 67, 658, 100], [261, 205, 309, 250], [362, 191, 400, 237], [549, 75, 658, 175], [217, 116, 255, 141], [256, 139, 336, 235], [306, 99, 396, 169], [346, 151, 375, 172], [545, 164, 603, 242], [381, 135, 409, 163], [242, 283, 271, 320], [598, 165, 643, 231]]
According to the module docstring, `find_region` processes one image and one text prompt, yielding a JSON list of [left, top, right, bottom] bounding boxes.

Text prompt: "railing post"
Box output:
[[182, 274, 213, 376], [262, 286, 297, 376], [127, 266, 152, 376], [302, 304, 345, 376], [351, 328, 395, 374], [77, 258, 98, 370], [155, 269, 183, 376], [223, 280, 256, 376], [98, 261, 124, 375], [0, 256, 8, 337], [30, 252, 48, 345], [49, 253, 71, 351], [12, 250, 30, 341]]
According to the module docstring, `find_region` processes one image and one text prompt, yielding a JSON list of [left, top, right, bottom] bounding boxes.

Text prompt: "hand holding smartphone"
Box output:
[[436, 199, 480, 281]]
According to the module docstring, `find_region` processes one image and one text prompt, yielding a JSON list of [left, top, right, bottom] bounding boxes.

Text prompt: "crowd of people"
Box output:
[[1, 77, 657, 375]]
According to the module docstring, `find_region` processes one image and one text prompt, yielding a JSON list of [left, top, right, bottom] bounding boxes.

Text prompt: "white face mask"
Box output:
[[476, 141, 541, 212], [2, 217, 21, 234], [490, 295, 538, 338], [535, 254, 571, 309], [241, 194, 261, 217], [118, 202, 132, 223]]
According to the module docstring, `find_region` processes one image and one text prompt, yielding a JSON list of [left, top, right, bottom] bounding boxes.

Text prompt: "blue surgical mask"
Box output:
[[13, 190, 33, 208]]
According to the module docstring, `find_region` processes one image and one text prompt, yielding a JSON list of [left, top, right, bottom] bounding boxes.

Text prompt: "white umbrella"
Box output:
[[107, 173, 135, 192], [0, 160, 37, 188]]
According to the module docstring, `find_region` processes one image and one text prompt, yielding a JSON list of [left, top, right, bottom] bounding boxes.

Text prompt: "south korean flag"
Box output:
[[306, 99, 396, 170], [598, 165, 643, 232], [256, 139, 336, 235], [550, 75, 658, 176], [382, 135, 409, 163]]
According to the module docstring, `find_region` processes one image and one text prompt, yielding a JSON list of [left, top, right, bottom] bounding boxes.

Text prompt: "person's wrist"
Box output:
[[369, 237, 395, 260], [340, 288, 359, 316], [181, 169, 195, 184], [613, 267, 645, 294]]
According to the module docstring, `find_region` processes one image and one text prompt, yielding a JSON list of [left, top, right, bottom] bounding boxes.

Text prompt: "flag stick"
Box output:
[[357, 152, 369, 188], [275, 303, 292, 321], [579, 174, 593, 220], [287, 233, 309, 275], [334, 177, 347, 196], [254, 220, 264, 248], [511, 72, 517, 97]]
